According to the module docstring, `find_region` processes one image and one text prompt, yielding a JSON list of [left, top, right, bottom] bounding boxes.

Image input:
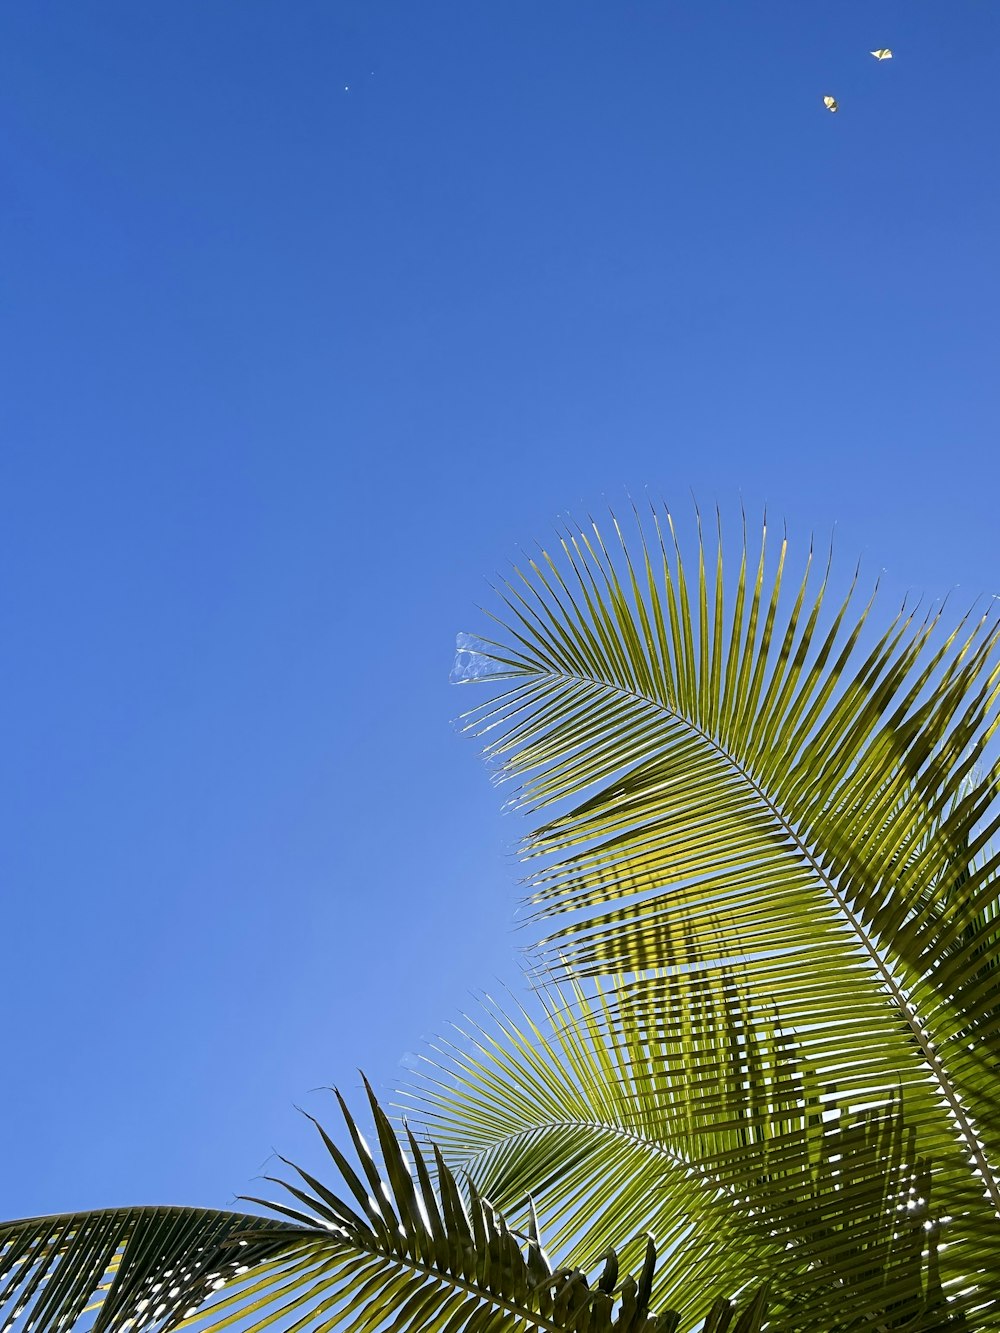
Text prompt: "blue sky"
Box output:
[[1, 0, 998, 1218]]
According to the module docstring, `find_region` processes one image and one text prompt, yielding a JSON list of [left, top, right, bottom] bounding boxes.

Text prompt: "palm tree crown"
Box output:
[[3, 505, 998, 1331]]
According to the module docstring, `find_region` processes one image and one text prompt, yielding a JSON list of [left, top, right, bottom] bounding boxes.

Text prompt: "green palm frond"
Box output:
[[404, 974, 806, 1314], [452, 505, 1000, 1314], [0, 1082, 766, 1333], [405, 977, 957, 1329], [0, 1208, 293, 1333]]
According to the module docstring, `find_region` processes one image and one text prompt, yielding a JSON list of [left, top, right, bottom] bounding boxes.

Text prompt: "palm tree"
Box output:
[[3, 506, 998, 1331]]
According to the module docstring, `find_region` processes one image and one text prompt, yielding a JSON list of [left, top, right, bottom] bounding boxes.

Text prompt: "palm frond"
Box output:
[[0, 1208, 295, 1333], [404, 976, 960, 1329], [0, 1082, 766, 1333], [403, 974, 806, 1314], [453, 504, 1000, 1311]]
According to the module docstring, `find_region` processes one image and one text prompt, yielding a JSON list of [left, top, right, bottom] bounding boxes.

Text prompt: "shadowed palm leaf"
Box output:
[[451, 506, 1000, 1321], [0, 1082, 766, 1333]]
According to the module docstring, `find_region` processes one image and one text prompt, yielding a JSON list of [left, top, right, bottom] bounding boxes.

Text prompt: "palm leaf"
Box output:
[[0, 1209, 294, 1333], [452, 505, 1000, 1315], [0, 1081, 766, 1333], [404, 974, 805, 1313], [405, 975, 958, 1329]]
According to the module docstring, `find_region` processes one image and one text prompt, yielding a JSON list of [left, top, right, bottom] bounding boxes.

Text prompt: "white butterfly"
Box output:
[[870, 49, 893, 61]]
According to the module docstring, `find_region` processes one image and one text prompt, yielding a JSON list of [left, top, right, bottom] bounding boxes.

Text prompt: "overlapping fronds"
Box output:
[[0, 1083, 767, 1333], [403, 974, 808, 1318], [452, 505, 1000, 1319], [405, 977, 957, 1329]]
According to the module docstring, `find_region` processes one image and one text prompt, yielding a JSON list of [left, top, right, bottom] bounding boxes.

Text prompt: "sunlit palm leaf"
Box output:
[[404, 974, 807, 1311], [0, 1082, 766, 1333], [405, 976, 956, 1328], [453, 505, 1000, 1316]]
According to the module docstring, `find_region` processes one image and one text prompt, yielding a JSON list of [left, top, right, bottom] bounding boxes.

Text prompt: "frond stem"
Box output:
[[320, 1232, 594, 1333], [453, 1116, 762, 1218]]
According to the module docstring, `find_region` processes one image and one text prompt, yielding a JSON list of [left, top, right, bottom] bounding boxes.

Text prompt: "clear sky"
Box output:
[[2, 1, 998, 1219]]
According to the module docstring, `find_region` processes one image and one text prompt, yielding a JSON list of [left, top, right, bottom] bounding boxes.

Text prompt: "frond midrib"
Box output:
[[0, 1206, 291, 1233], [293, 1226, 603, 1333], [451, 1114, 764, 1213]]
